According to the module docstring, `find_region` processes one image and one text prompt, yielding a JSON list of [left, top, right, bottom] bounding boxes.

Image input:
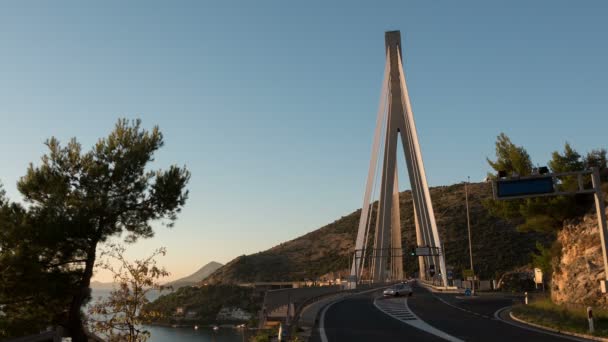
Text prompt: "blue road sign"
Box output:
[[496, 176, 554, 198], [464, 288, 472, 296]]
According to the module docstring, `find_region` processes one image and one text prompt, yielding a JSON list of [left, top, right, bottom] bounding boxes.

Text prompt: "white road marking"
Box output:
[[319, 299, 337, 342], [373, 297, 465, 342], [431, 293, 492, 319], [428, 291, 588, 341], [319, 287, 386, 342], [493, 306, 589, 342], [374, 297, 417, 320]]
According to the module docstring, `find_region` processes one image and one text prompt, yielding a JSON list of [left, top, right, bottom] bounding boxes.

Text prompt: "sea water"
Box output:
[[90, 289, 246, 342]]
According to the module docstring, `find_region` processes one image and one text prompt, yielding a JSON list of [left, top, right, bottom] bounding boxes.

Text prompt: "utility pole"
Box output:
[[465, 176, 475, 295]]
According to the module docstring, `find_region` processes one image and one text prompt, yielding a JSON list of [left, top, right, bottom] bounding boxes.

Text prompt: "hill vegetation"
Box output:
[[0, 119, 190, 341], [143, 285, 259, 325], [205, 181, 545, 283], [205, 134, 607, 286], [165, 261, 223, 289]]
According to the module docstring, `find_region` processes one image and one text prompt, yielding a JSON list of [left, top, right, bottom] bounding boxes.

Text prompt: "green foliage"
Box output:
[[429, 183, 546, 280], [249, 328, 280, 342], [206, 181, 545, 283], [513, 298, 608, 337], [0, 192, 79, 338], [530, 241, 559, 279], [18, 119, 191, 243], [499, 273, 536, 292], [486, 137, 596, 234], [231, 254, 293, 283], [88, 244, 170, 342], [143, 285, 259, 325], [0, 119, 190, 341], [249, 330, 271, 342], [516, 214, 560, 234], [486, 133, 533, 178], [548, 143, 583, 191], [585, 149, 608, 172], [584, 149, 608, 196]]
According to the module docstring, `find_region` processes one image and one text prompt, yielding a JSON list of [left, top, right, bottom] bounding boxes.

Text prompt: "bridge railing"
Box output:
[[3, 326, 104, 342], [260, 282, 398, 330], [262, 285, 341, 320], [291, 282, 390, 324]]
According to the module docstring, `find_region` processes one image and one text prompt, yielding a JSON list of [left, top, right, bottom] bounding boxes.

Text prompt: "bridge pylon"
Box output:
[[350, 31, 447, 287]]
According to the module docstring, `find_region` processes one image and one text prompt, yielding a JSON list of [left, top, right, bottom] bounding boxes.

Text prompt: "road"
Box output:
[[310, 284, 584, 342]]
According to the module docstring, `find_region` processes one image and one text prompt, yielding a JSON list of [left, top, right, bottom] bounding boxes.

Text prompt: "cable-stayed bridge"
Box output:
[[349, 31, 447, 288]]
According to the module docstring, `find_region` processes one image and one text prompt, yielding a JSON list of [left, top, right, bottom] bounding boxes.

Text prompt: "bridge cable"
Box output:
[[351, 50, 390, 284]]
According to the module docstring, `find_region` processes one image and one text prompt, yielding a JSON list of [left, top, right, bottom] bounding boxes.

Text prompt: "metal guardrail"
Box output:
[[257, 281, 397, 340], [2, 326, 104, 342], [2, 328, 62, 342], [291, 288, 353, 325], [417, 279, 458, 290], [291, 282, 392, 327], [262, 286, 341, 317]]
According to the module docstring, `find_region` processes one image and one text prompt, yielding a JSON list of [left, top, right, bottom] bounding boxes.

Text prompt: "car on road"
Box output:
[[383, 283, 413, 297]]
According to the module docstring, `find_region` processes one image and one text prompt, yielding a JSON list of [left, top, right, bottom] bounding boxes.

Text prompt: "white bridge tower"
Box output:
[[350, 31, 447, 287]]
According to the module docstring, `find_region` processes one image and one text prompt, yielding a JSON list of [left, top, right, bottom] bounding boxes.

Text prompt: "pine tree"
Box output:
[[486, 137, 585, 233], [14, 119, 190, 341], [486, 133, 533, 178]]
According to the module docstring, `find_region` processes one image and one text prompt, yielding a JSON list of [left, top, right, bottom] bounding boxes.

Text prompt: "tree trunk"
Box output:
[[67, 241, 97, 342]]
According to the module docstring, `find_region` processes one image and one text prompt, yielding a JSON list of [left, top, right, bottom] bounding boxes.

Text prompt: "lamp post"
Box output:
[[465, 176, 475, 295]]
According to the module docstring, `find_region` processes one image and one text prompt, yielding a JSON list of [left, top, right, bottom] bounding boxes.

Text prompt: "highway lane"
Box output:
[[310, 288, 444, 342], [408, 285, 578, 341], [311, 285, 583, 342]]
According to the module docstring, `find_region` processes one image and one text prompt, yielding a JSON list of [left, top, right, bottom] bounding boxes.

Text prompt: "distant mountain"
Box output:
[[91, 262, 224, 291], [165, 261, 223, 289], [205, 182, 548, 284]]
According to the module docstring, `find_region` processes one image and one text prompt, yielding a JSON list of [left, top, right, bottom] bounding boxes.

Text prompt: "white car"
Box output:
[[383, 283, 413, 297]]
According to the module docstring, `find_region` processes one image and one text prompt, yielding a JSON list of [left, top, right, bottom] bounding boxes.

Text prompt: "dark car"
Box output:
[[383, 283, 413, 297]]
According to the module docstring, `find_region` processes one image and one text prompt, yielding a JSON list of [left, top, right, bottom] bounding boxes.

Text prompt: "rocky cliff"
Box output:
[[552, 207, 608, 307]]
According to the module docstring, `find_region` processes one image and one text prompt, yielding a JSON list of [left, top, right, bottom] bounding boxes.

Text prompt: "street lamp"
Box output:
[[465, 176, 475, 295]]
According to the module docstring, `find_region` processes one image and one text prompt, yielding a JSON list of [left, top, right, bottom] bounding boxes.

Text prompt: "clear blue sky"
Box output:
[[0, 1, 606, 282]]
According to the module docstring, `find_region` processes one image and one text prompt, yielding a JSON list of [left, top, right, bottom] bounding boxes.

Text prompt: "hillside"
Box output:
[[205, 182, 548, 283], [143, 285, 259, 325], [165, 261, 223, 289]]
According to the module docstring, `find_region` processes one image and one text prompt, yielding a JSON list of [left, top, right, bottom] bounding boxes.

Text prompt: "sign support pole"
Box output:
[[592, 167, 608, 291], [493, 167, 607, 293]]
